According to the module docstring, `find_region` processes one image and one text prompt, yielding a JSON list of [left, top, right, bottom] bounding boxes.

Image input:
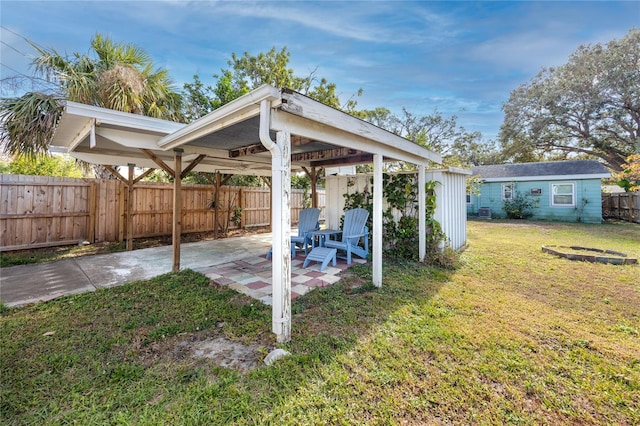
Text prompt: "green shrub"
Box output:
[[503, 191, 538, 219]]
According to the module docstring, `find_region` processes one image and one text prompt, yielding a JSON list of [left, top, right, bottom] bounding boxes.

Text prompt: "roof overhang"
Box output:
[[51, 85, 441, 175], [479, 173, 610, 182]]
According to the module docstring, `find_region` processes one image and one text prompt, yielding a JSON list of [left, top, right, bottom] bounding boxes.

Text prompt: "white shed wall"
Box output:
[[425, 170, 468, 250]]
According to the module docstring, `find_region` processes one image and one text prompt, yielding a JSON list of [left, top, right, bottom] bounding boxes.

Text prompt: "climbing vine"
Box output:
[[342, 173, 447, 263]]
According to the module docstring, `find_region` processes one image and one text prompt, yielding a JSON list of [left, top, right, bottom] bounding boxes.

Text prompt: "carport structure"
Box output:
[[52, 85, 442, 342]]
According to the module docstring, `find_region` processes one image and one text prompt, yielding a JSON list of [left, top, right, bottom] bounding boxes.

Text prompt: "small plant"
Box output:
[[231, 206, 243, 227], [575, 197, 588, 223], [503, 190, 538, 219]]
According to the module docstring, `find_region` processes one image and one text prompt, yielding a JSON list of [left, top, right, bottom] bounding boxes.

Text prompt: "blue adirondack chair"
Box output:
[[291, 207, 320, 256], [266, 207, 320, 259], [324, 208, 369, 264]]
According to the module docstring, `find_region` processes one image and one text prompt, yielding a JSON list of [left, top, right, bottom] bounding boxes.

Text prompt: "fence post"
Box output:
[[89, 181, 97, 243], [126, 163, 135, 251], [118, 182, 125, 242], [214, 172, 220, 239], [239, 187, 244, 228]]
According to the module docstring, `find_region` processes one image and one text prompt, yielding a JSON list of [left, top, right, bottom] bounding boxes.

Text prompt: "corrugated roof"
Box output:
[[471, 160, 610, 179]]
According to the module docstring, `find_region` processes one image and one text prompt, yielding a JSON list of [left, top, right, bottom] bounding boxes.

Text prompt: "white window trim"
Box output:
[[501, 183, 513, 201], [550, 182, 576, 207]]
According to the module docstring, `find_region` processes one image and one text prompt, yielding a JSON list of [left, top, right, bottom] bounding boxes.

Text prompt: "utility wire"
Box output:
[[0, 25, 46, 51], [1, 40, 29, 57]]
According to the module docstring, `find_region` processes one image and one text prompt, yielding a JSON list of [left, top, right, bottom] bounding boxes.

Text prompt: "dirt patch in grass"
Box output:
[[139, 327, 270, 372]]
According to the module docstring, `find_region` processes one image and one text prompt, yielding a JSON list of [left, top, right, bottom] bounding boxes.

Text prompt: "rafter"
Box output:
[[229, 143, 268, 158], [102, 165, 127, 183], [311, 153, 375, 167], [133, 168, 156, 184], [291, 147, 364, 163], [229, 135, 312, 158], [180, 154, 207, 179], [141, 148, 175, 176]]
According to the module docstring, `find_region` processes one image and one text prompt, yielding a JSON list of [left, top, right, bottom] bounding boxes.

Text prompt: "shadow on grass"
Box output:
[[0, 261, 451, 424]]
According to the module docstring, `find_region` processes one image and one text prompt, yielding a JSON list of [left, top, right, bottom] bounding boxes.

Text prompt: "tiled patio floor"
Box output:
[[194, 254, 366, 305]]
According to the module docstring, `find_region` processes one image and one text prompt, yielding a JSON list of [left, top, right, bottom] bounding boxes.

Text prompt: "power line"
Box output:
[[0, 25, 47, 54], [1, 62, 32, 79], [1, 26, 40, 48], [1, 40, 29, 57]]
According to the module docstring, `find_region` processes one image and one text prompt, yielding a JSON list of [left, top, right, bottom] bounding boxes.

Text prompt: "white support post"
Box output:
[[372, 154, 383, 287], [259, 100, 292, 342], [271, 130, 292, 342], [172, 149, 183, 272], [418, 165, 426, 262]]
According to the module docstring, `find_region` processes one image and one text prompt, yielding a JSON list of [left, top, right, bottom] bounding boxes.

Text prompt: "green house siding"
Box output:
[[467, 179, 604, 223]]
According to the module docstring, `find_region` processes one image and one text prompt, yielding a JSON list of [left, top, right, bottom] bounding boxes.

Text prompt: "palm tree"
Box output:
[[1, 34, 183, 158]]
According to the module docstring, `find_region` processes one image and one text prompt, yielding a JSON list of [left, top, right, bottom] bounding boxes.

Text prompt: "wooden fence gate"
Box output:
[[602, 192, 640, 223]]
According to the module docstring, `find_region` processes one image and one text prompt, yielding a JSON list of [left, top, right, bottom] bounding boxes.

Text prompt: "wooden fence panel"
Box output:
[[602, 193, 640, 223], [1, 174, 325, 251], [1, 175, 92, 251]]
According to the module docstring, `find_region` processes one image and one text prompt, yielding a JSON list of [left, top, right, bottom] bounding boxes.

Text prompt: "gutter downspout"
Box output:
[[259, 99, 292, 343]]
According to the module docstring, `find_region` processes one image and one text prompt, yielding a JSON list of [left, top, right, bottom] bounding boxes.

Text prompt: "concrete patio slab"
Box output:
[[1, 232, 364, 308]]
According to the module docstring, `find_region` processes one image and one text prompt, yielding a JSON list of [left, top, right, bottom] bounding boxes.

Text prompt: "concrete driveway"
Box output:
[[0, 233, 273, 307]]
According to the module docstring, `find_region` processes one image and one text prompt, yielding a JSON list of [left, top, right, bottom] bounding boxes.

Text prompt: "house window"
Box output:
[[466, 193, 473, 205], [502, 184, 513, 201], [551, 183, 575, 206]]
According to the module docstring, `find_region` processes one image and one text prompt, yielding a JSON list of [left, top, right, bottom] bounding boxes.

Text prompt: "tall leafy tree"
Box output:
[[615, 154, 640, 192], [357, 107, 496, 167], [1, 34, 183, 158], [181, 46, 359, 120], [500, 28, 640, 171]]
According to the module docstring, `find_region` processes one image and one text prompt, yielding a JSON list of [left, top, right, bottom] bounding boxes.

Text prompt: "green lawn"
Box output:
[[1, 220, 639, 425]]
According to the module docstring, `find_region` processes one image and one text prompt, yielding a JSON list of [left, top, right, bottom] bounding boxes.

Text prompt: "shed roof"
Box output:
[[471, 160, 610, 182]]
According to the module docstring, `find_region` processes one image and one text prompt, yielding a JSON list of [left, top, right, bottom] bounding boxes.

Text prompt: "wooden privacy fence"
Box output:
[[602, 192, 640, 223], [0, 174, 325, 252]]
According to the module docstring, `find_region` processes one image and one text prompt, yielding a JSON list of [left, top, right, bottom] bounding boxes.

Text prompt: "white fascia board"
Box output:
[[480, 173, 610, 182], [271, 110, 435, 167], [64, 101, 184, 134], [280, 90, 442, 165], [429, 166, 472, 176], [158, 84, 282, 150]]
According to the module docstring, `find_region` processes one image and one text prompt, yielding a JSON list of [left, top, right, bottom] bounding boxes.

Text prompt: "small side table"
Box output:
[[309, 229, 342, 248]]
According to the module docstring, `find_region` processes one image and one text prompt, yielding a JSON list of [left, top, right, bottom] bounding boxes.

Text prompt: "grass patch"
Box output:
[[2, 221, 639, 424]]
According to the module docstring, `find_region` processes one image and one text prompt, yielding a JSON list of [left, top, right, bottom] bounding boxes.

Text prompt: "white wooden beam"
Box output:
[[272, 130, 291, 342], [373, 153, 383, 287], [279, 90, 442, 164], [67, 118, 95, 152], [258, 100, 292, 343], [271, 110, 436, 167]]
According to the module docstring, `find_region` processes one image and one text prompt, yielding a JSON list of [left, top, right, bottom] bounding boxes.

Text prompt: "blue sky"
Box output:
[[1, 1, 638, 142]]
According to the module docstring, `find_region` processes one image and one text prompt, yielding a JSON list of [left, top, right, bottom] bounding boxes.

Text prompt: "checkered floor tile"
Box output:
[[196, 253, 365, 305]]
